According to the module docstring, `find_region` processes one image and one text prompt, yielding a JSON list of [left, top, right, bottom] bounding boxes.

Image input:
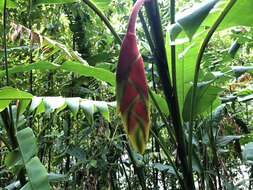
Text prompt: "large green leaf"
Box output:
[[61, 61, 115, 86], [0, 61, 115, 86], [48, 173, 67, 183], [16, 128, 50, 190], [16, 100, 32, 122], [5, 150, 22, 174], [166, 0, 224, 110], [0, 61, 59, 77], [183, 82, 223, 121], [0, 87, 32, 112], [16, 128, 38, 163], [0, 87, 32, 100], [149, 91, 169, 117], [166, 33, 204, 113], [0, 100, 11, 112], [170, 0, 218, 40], [24, 157, 51, 190], [0, 62, 168, 119], [220, 0, 253, 29]]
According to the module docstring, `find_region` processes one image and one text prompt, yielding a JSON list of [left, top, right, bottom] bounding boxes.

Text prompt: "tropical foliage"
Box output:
[[1, 0, 253, 189]]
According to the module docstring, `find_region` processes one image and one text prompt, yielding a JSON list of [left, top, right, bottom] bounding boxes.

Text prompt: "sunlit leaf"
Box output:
[[220, 0, 253, 29], [0, 87, 32, 112], [62, 61, 115, 86], [0, 0, 17, 11], [0, 87, 32, 100]]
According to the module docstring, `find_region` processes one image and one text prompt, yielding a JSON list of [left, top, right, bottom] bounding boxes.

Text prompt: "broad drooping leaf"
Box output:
[[0, 61, 115, 86], [166, 0, 221, 115], [22, 157, 51, 190], [183, 82, 223, 121], [0, 87, 113, 122], [169, 0, 218, 41], [116, 0, 150, 154], [166, 0, 244, 117], [16, 128, 51, 190], [219, 0, 253, 29], [16, 128, 38, 163], [0, 87, 32, 112]]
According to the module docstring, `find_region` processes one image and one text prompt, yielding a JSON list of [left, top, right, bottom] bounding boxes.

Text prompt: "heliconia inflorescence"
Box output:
[[116, 0, 150, 154]]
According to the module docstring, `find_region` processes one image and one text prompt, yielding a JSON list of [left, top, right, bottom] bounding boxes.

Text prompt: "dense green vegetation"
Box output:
[[1, 0, 253, 189]]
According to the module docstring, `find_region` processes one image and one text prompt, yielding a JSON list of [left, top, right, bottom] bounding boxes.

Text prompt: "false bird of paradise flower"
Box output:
[[116, 0, 150, 154]]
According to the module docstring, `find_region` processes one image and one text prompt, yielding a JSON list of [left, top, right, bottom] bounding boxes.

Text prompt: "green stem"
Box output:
[[188, 0, 236, 183], [82, 0, 122, 44]]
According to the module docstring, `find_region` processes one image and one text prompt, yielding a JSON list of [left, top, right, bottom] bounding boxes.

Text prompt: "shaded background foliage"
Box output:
[[0, 0, 253, 190]]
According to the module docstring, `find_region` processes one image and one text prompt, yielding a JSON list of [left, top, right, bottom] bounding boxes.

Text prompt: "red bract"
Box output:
[[116, 0, 150, 154]]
